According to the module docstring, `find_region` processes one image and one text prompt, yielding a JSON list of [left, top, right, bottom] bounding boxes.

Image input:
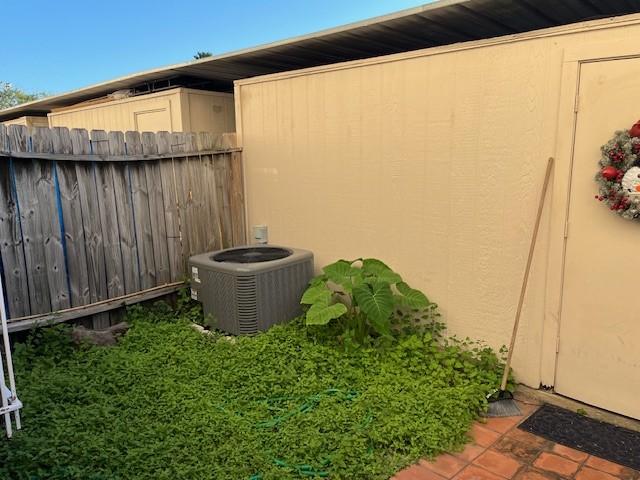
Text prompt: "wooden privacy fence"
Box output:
[[0, 125, 246, 332]]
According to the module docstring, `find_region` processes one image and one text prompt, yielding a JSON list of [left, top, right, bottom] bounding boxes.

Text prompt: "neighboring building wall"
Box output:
[[48, 89, 183, 132], [48, 88, 235, 133], [235, 17, 640, 392], [181, 89, 235, 133], [2, 116, 49, 129]]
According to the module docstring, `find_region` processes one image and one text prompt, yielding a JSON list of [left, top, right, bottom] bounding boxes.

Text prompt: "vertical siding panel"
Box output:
[[259, 81, 278, 245], [344, 68, 364, 256], [424, 56, 454, 313], [473, 47, 514, 327], [360, 64, 383, 257], [290, 77, 310, 245], [305, 75, 326, 257], [238, 83, 263, 248], [276, 80, 294, 234], [400, 58, 430, 288], [379, 62, 403, 260], [324, 70, 351, 256]]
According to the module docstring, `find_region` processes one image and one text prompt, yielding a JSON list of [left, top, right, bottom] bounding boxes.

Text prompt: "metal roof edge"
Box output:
[[0, 0, 468, 120], [233, 12, 640, 87]]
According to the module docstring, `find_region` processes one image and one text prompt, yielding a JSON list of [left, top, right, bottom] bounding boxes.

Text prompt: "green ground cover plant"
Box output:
[[0, 294, 508, 480]]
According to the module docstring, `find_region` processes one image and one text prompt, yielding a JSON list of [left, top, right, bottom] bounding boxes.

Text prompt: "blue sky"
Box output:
[[3, 0, 428, 96]]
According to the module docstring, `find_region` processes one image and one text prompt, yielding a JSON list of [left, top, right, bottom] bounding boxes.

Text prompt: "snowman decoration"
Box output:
[[621, 166, 640, 198]]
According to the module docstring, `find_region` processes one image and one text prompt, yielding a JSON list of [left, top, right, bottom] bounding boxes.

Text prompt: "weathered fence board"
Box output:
[[230, 151, 246, 246], [0, 126, 245, 328], [215, 153, 234, 248], [156, 131, 182, 282], [126, 131, 156, 290], [199, 132, 224, 252], [185, 132, 207, 258], [53, 127, 91, 307], [31, 128, 70, 311], [91, 130, 125, 304], [0, 124, 6, 151], [71, 128, 110, 329], [170, 132, 192, 273], [0, 126, 30, 318], [141, 132, 171, 285], [10, 126, 52, 314], [108, 131, 140, 294]]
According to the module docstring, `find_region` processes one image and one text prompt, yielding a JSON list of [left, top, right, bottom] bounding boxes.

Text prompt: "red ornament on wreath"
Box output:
[[629, 120, 640, 138], [601, 166, 619, 181]]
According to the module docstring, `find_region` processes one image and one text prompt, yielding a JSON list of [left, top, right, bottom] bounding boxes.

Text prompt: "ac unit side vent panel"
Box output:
[[200, 269, 237, 332], [256, 261, 314, 331], [237, 275, 258, 334]]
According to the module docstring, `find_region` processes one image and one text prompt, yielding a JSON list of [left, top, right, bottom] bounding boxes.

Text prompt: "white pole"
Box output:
[[0, 333, 11, 438], [0, 272, 19, 437]]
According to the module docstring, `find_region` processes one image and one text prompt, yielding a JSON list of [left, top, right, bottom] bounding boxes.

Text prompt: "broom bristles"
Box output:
[[486, 399, 522, 417]]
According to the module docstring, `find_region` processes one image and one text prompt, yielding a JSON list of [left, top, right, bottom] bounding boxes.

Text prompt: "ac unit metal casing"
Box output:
[[188, 245, 314, 335]]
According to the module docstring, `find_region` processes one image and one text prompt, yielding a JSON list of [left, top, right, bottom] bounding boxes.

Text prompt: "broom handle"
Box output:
[[500, 157, 554, 391]]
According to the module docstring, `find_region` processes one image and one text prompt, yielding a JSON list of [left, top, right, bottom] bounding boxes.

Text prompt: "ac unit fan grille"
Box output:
[[212, 247, 291, 263]]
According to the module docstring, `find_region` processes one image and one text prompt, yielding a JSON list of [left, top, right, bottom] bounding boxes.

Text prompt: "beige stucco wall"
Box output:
[[180, 90, 235, 134], [48, 88, 235, 133], [236, 15, 640, 389]]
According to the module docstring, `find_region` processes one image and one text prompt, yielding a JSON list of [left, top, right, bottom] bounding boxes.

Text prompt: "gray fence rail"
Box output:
[[0, 125, 246, 331]]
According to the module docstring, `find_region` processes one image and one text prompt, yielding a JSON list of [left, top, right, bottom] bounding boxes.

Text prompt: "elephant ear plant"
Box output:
[[300, 258, 431, 344]]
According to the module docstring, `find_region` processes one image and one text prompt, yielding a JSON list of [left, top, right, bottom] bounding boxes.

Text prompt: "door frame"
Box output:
[[540, 42, 640, 388]]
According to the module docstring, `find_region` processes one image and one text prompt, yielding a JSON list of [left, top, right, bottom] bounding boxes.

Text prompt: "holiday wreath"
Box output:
[[595, 120, 640, 219]]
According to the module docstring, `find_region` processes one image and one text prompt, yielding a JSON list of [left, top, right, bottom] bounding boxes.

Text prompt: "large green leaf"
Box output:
[[362, 258, 402, 284], [323, 260, 361, 292], [308, 275, 327, 287], [305, 302, 348, 325], [353, 281, 394, 326], [396, 281, 430, 308], [324, 260, 357, 279], [300, 284, 332, 306]]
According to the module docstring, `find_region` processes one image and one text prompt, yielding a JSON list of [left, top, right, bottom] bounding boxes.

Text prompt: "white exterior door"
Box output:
[[556, 57, 640, 419]]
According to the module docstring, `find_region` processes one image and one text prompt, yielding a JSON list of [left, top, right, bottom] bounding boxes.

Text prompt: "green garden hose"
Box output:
[[245, 388, 364, 479]]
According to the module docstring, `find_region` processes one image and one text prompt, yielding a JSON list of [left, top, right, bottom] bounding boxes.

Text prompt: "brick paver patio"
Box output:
[[392, 401, 640, 480]]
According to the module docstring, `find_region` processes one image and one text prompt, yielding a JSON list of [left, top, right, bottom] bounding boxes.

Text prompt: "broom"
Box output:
[[487, 157, 554, 417]]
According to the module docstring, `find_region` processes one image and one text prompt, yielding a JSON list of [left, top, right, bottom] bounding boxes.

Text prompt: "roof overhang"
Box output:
[[2, 0, 639, 122]]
